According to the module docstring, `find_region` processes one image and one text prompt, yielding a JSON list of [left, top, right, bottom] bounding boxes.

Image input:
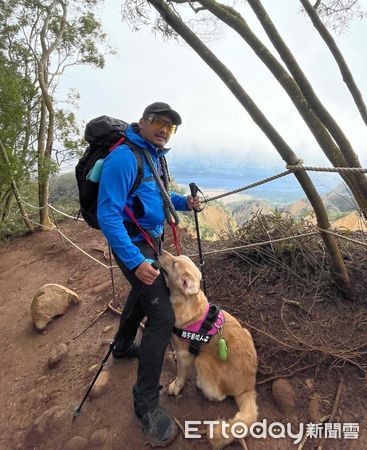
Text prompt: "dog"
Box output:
[[158, 251, 258, 449]]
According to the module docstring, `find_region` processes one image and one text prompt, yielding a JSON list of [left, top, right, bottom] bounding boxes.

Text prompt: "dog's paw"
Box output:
[[168, 378, 183, 396]]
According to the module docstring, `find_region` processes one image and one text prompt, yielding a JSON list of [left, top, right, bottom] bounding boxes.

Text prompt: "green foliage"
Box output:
[[169, 177, 185, 195], [0, 55, 35, 202], [54, 110, 85, 163], [0, 180, 38, 240], [49, 171, 79, 206], [0, 0, 111, 229]]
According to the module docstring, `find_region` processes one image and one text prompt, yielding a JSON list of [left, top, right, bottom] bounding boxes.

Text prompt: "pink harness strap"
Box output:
[[184, 303, 224, 336]]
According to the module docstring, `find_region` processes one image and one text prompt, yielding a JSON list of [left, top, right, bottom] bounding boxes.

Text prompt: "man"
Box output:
[[97, 102, 200, 447]]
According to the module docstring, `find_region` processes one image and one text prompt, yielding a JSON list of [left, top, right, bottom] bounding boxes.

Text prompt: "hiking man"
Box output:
[[97, 102, 200, 447]]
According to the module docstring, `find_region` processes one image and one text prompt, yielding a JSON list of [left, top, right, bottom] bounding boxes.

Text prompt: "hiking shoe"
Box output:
[[138, 406, 178, 447], [112, 341, 140, 362]]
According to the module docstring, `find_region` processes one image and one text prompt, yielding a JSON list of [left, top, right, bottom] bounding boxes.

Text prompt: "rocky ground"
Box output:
[[0, 218, 366, 450]]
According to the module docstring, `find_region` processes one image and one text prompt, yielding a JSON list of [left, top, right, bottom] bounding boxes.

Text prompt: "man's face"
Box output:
[[139, 114, 177, 148]]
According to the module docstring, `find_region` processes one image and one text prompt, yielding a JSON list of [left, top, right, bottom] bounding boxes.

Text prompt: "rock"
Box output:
[[48, 343, 68, 368], [63, 436, 88, 450], [91, 281, 111, 295], [102, 325, 113, 333], [31, 283, 80, 331], [90, 370, 109, 398], [272, 378, 296, 413], [26, 406, 66, 446], [308, 392, 322, 422], [89, 428, 109, 446]]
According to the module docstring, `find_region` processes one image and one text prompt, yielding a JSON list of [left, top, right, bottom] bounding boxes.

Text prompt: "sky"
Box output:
[[60, 0, 367, 170]]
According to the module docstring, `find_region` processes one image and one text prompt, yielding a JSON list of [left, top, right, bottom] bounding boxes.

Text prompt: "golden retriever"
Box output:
[[158, 250, 258, 449]]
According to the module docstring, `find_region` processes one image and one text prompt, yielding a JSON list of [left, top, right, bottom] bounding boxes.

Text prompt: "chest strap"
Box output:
[[173, 304, 221, 356]]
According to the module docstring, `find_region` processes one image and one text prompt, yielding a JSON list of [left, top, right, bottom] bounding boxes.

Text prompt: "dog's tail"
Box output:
[[208, 389, 258, 449]]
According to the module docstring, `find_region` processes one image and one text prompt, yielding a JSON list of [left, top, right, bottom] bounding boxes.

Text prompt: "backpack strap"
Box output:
[[108, 136, 144, 196], [127, 145, 143, 196]]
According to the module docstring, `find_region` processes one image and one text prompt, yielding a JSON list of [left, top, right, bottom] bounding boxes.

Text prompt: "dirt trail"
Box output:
[[0, 220, 366, 449]]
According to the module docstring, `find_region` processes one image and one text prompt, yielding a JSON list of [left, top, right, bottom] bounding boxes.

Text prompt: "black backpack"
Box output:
[[75, 116, 143, 229]]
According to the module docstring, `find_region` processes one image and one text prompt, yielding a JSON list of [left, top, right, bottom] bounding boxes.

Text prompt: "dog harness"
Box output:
[[172, 304, 224, 356]]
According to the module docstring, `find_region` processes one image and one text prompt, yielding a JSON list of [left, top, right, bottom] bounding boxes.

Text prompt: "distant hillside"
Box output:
[[285, 183, 357, 220], [199, 204, 236, 235], [332, 212, 367, 232], [227, 199, 272, 226]]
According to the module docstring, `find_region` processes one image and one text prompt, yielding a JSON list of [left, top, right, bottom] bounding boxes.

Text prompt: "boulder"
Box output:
[[26, 406, 66, 446], [90, 370, 109, 398], [89, 428, 109, 446], [272, 378, 296, 413], [31, 284, 80, 331], [63, 436, 88, 450]]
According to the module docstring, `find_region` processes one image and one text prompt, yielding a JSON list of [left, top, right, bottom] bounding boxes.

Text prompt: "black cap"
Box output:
[[143, 102, 182, 125]]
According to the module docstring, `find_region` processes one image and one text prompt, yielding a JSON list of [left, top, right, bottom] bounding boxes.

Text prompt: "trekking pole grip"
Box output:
[[189, 182, 198, 198]]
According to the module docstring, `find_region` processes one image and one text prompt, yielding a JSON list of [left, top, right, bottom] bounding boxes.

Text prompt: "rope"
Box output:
[[204, 170, 292, 203], [19, 198, 48, 210], [19, 198, 83, 221], [19, 214, 117, 269], [48, 203, 84, 221], [142, 149, 180, 225], [318, 227, 367, 248], [287, 165, 367, 173], [188, 231, 319, 257], [204, 165, 367, 203]]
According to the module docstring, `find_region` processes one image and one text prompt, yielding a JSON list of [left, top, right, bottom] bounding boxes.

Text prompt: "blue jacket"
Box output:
[[97, 124, 189, 270]]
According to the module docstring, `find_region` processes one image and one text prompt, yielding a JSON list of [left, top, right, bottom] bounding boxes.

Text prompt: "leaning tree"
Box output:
[[120, 0, 367, 292]]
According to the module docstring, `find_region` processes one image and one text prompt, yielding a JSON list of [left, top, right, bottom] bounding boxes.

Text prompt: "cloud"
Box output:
[[58, 0, 367, 168]]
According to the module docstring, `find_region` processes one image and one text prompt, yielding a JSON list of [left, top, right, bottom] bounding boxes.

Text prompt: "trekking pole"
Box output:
[[189, 182, 207, 295], [72, 259, 160, 421], [73, 341, 115, 420]]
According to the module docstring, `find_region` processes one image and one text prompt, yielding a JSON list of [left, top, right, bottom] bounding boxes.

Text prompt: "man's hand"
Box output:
[[135, 260, 160, 285], [186, 195, 201, 210]]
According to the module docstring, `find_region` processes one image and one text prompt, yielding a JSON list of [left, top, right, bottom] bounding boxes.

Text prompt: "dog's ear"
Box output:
[[180, 274, 200, 296]]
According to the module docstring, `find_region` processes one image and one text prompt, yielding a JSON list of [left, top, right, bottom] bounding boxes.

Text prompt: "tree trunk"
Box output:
[[1, 190, 14, 222], [0, 186, 12, 217], [35, 0, 67, 230], [148, 0, 350, 293], [37, 99, 52, 228], [300, 0, 367, 126], [0, 139, 34, 232], [198, 0, 367, 217]]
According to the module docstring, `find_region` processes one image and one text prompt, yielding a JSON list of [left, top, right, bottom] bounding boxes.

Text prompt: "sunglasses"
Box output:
[[147, 114, 178, 135]]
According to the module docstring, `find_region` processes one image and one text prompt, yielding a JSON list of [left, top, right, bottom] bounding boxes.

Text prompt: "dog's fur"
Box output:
[[158, 251, 258, 449]]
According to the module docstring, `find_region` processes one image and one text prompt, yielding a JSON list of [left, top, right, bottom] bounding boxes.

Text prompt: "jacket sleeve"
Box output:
[[170, 192, 190, 211], [97, 146, 145, 270]]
